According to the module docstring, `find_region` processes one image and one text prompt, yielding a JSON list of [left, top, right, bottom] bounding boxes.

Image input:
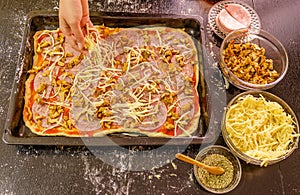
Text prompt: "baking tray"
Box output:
[[3, 11, 216, 146]]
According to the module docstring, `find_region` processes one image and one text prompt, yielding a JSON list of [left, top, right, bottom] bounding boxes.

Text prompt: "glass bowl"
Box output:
[[193, 145, 242, 194], [222, 91, 299, 166], [219, 28, 288, 90]]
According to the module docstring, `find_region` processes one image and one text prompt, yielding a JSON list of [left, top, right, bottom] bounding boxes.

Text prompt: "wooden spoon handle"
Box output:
[[176, 153, 209, 169], [175, 153, 225, 175]]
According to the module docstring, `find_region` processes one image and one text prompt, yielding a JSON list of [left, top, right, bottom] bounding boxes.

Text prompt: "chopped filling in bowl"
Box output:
[[222, 41, 279, 84]]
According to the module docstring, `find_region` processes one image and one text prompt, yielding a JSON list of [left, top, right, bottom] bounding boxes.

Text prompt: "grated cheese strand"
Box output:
[[225, 94, 299, 166]]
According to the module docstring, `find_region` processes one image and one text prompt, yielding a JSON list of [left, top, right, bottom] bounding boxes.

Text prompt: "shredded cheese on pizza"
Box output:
[[23, 25, 201, 137], [225, 94, 299, 166]]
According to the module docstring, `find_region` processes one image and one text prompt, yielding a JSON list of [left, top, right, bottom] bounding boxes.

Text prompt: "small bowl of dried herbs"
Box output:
[[193, 145, 242, 194]]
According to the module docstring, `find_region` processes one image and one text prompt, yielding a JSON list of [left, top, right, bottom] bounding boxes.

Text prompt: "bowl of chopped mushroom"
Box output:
[[219, 28, 288, 90]]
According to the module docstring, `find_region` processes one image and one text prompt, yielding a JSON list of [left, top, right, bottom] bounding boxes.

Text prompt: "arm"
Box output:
[[59, 0, 93, 50]]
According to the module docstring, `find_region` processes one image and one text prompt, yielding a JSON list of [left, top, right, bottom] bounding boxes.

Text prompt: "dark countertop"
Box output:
[[0, 0, 299, 194]]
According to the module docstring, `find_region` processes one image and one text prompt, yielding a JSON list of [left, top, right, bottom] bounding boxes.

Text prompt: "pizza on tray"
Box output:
[[23, 24, 201, 137]]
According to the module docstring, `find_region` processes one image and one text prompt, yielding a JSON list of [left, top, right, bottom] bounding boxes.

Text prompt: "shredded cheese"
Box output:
[[225, 94, 299, 166], [27, 26, 201, 137]]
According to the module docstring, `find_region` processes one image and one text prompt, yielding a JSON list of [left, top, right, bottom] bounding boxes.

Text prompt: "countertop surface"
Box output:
[[0, 0, 300, 194]]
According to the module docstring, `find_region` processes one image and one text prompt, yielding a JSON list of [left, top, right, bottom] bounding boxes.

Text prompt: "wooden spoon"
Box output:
[[176, 153, 225, 175]]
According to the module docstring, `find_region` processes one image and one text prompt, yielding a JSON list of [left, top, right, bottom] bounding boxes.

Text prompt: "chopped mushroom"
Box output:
[[223, 41, 279, 84]]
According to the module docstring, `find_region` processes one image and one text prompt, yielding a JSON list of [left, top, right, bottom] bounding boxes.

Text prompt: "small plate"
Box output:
[[208, 0, 261, 39]]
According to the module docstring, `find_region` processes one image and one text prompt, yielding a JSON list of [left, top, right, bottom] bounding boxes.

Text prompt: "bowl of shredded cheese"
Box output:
[[219, 28, 288, 90], [222, 91, 299, 167]]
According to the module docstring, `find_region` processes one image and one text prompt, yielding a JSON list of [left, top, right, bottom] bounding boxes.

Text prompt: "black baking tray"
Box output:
[[3, 11, 217, 146]]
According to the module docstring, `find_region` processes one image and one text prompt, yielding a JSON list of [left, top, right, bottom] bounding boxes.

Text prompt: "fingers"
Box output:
[[58, 0, 93, 50], [65, 35, 79, 51], [68, 22, 85, 50], [59, 17, 85, 51], [80, 0, 94, 29], [59, 18, 80, 51], [59, 10, 70, 36], [80, 0, 94, 34], [88, 20, 94, 28], [81, 0, 89, 16]]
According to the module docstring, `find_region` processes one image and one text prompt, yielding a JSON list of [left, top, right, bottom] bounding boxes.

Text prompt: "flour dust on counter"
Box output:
[[91, 0, 156, 13], [0, 8, 26, 127], [86, 145, 187, 171], [82, 154, 132, 195], [0, 0, 9, 10], [81, 151, 195, 195], [90, 0, 201, 15], [81, 145, 200, 194]]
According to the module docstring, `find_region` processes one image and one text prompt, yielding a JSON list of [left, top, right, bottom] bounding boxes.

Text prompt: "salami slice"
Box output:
[[25, 25, 201, 137], [217, 9, 246, 34], [216, 4, 251, 34], [34, 66, 60, 98], [224, 4, 251, 27], [31, 101, 51, 128], [105, 29, 145, 55], [38, 33, 64, 63], [139, 102, 167, 131], [69, 97, 102, 131], [63, 39, 82, 64]]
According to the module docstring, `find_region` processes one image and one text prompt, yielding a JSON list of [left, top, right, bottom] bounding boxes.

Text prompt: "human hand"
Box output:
[[59, 0, 93, 50]]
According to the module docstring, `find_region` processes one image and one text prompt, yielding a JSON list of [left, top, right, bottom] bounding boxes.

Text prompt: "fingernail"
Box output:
[[78, 43, 83, 50]]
